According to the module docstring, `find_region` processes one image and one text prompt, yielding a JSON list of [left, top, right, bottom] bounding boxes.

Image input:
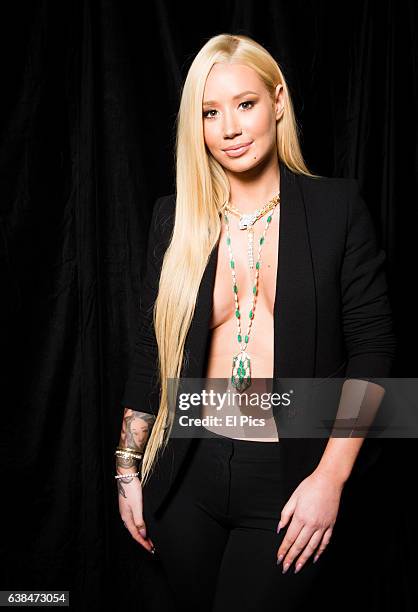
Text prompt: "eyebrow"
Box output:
[[202, 90, 259, 107]]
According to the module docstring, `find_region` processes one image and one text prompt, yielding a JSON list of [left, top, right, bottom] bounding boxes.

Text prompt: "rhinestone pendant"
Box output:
[[231, 350, 251, 392], [239, 213, 257, 230]]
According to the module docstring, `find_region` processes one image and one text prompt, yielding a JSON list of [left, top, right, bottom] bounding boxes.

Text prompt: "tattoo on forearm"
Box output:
[[116, 408, 156, 497], [117, 454, 138, 468], [118, 408, 156, 454], [117, 479, 127, 498], [116, 471, 140, 498]]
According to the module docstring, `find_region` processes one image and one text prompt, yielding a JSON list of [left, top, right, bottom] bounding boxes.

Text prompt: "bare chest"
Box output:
[[206, 208, 280, 379]]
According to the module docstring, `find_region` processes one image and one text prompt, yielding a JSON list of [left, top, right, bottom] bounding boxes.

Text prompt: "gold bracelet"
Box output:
[[116, 445, 143, 454], [115, 449, 143, 460], [115, 449, 143, 458]]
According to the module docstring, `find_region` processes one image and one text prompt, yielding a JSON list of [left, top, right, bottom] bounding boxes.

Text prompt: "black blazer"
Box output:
[[121, 159, 396, 518]]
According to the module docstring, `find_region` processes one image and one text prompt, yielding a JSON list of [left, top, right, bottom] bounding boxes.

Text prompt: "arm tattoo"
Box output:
[[116, 408, 156, 498]]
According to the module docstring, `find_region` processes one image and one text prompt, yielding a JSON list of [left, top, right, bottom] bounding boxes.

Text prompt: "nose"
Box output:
[[223, 107, 242, 139]]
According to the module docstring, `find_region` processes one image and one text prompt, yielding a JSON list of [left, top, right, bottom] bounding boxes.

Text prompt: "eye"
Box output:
[[203, 109, 217, 119], [239, 100, 255, 110], [202, 100, 256, 119]]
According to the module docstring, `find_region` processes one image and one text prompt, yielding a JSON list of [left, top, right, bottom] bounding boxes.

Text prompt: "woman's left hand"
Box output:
[[276, 469, 345, 574]]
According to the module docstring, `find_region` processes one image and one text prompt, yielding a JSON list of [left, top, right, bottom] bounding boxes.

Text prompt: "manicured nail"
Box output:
[[276, 523, 281, 534], [277, 554, 283, 564], [282, 563, 289, 574], [313, 555, 319, 563], [294, 563, 302, 573]]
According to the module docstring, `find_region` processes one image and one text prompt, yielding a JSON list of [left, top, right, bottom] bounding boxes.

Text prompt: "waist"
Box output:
[[198, 427, 281, 459]]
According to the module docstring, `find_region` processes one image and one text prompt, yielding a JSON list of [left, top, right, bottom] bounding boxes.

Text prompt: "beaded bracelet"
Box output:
[[114, 471, 140, 479]]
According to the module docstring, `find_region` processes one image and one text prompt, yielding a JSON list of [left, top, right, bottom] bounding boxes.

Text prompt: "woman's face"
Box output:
[[202, 63, 283, 173]]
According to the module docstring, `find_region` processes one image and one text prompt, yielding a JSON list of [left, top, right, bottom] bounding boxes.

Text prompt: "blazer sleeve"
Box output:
[[341, 179, 397, 379], [120, 196, 168, 415]]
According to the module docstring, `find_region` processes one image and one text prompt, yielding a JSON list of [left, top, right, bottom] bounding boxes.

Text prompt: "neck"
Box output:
[[226, 151, 281, 214]]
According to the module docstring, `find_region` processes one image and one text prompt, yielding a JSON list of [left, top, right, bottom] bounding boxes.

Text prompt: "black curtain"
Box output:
[[0, 1, 416, 610]]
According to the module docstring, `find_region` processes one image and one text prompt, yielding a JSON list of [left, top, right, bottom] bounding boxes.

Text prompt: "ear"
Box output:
[[275, 83, 285, 120]]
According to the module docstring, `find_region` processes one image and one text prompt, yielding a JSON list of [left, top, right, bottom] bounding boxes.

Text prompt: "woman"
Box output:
[[115, 34, 396, 611]]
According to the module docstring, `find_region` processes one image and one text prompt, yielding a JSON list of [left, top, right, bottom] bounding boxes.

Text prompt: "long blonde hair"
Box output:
[[141, 33, 319, 486]]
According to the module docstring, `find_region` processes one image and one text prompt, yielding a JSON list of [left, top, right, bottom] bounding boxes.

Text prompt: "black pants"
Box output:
[[143, 431, 325, 612]]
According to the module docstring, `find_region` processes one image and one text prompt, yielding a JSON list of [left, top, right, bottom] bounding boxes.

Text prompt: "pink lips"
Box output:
[[223, 142, 253, 157]]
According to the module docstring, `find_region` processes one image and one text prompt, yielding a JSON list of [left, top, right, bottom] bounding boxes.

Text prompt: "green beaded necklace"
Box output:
[[224, 195, 280, 392]]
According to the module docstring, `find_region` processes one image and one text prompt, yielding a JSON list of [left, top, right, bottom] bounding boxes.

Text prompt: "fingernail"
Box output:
[[313, 555, 319, 563], [139, 528, 147, 538], [277, 554, 284, 564], [294, 563, 302, 573], [282, 562, 289, 574], [276, 524, 281, 534]]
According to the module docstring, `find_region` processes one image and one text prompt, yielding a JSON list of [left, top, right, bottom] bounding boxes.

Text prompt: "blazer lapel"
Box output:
[[181, 237, 219, 380], [274, 160, 316, 380]]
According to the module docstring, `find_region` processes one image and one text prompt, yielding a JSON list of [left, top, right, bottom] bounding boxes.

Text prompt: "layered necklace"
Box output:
[[221, 191, 280, 392]]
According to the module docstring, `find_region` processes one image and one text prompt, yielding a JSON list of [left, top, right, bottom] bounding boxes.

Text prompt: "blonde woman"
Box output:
[[116, 34, 395, 611]]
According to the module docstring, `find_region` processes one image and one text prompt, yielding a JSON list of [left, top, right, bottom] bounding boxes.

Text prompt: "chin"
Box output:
[[234, 155, 264, 170]]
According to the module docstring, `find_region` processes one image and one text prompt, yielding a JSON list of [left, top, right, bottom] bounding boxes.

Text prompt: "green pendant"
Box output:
[[231, 351, 251, 392]]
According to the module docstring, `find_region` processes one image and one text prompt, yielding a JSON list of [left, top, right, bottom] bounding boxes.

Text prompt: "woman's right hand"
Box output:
[[117, 473, 156, 554]]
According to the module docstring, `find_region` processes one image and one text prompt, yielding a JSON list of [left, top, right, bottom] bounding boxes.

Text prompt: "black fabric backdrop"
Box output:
[[0, 1, 417, 610]]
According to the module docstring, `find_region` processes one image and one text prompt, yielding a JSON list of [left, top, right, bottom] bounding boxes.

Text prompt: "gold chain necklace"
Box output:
[[223, 192, 280, 269]]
